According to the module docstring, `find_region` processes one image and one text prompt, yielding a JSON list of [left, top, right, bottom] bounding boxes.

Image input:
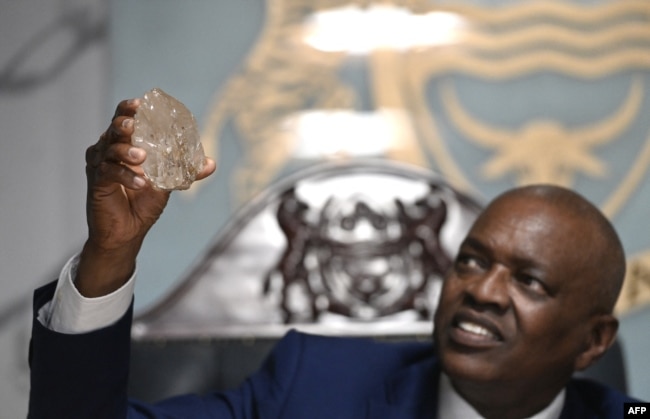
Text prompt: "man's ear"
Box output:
[[574, 314, 619, 372]]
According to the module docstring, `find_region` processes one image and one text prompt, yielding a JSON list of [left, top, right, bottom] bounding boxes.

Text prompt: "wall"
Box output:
[[0, 0, 110, 416], [0, 0, 648, 416]]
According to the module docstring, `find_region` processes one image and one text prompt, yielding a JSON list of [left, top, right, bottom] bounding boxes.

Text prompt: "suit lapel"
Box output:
[[558, 380, 600, 419]]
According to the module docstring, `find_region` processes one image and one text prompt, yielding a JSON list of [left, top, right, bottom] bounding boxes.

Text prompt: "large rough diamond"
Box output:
[[132, 88, 205, 190]]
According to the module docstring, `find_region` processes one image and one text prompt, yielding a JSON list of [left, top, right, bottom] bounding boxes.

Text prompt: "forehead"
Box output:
[[467, 195, 589, 270]]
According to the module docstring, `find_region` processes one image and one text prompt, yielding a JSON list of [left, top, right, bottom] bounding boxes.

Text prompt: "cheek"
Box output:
[[515, 304, 582, 349], [436, 278, 463, 311], [434, 278, 468, 334], [440, 275, 465, 298]]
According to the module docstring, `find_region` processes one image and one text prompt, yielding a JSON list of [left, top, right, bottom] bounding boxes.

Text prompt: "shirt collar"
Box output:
[[437, 373, 566, 419]]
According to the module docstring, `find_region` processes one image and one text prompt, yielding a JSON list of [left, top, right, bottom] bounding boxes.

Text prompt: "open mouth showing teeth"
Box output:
[[456, 321, 499, 340]]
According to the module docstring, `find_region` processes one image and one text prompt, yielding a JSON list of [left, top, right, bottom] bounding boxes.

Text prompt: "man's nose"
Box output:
[[465, 265, 510, 310]]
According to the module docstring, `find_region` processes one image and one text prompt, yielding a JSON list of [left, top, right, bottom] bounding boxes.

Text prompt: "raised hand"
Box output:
[[76, 99, 216, 297]]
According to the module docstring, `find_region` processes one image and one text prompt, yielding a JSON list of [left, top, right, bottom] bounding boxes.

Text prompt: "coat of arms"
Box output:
[[200, 0, 650, 312]]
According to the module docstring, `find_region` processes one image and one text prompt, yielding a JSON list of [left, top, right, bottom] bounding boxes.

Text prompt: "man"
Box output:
[[28, 99, 639, 418]]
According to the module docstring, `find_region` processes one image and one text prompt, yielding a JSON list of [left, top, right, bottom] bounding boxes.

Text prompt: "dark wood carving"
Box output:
[[264, 183, 453, 323]]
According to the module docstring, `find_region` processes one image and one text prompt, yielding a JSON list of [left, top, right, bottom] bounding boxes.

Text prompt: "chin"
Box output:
[[439, 347, 502, 384]]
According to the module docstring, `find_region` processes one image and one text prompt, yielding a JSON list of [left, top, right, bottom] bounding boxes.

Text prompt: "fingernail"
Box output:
[[128, 147, 145, 159], [127, 98, 141, 106], [122, 118, 133, 128], [133, 176, 146, 188]]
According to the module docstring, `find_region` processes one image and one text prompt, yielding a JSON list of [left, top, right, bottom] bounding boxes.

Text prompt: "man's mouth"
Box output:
[[456, 321, 498, 340], [448, 314, 503, 347]]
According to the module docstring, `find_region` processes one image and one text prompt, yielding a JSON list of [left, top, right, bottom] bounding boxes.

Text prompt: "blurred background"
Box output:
[[1, 0, 649, 416]]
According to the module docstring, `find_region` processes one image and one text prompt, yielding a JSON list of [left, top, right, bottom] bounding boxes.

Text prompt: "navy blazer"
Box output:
[[29, 281, 636, 418]]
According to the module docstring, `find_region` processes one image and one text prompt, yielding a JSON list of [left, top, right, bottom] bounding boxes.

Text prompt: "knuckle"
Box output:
[[85, 146, 95, 161], [86, 143, 104, 166], [96, 161, 109, 176], [112, 103, 125, 120]]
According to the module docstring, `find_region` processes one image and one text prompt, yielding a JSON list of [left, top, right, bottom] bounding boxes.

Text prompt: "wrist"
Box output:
[[75, 240, 140, 297]]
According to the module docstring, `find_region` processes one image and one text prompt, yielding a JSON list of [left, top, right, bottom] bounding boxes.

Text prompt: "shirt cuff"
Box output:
[[38, 253, 136, 334]]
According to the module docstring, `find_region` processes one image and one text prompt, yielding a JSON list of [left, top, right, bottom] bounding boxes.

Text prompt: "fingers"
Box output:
[[108, 116, 135, 145], [89, 111, 137, 165], [106, 142, 146, 166], [87, 100, 148, 190], [195, 157, 217, 181], [112, 98, 141, 120], [87, 139, 145, 165], [86, 98, 147, 188], [88, 98, 216, 190], [86, 125, 147, 185], [93, 161, 147, 190], [105, 98, 141, 146], [86, 142, 147, 190]]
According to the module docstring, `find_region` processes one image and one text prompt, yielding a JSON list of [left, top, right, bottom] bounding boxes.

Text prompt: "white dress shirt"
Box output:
[[437, 372, 565, 419], [38, 253, 135, 334]]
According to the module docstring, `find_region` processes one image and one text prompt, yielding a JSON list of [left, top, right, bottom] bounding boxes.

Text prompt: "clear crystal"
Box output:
[[132, 88, 205, 190]]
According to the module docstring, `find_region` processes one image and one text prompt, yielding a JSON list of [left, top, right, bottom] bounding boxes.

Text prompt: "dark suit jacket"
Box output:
[[28, 281, 636, 418]]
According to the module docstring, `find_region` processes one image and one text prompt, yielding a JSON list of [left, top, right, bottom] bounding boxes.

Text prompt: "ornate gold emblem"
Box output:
[[200, 0, 650, 312], [617, 251, 650, 314], [438, 79, 642, 188]]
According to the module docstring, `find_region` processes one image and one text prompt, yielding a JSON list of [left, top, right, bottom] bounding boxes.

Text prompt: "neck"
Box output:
[[449, 377, 565, 419]]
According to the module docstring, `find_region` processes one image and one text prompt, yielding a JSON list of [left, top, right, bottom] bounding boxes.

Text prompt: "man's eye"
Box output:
[[456, 254, 482, 270], [517, 273, 547, 295]]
